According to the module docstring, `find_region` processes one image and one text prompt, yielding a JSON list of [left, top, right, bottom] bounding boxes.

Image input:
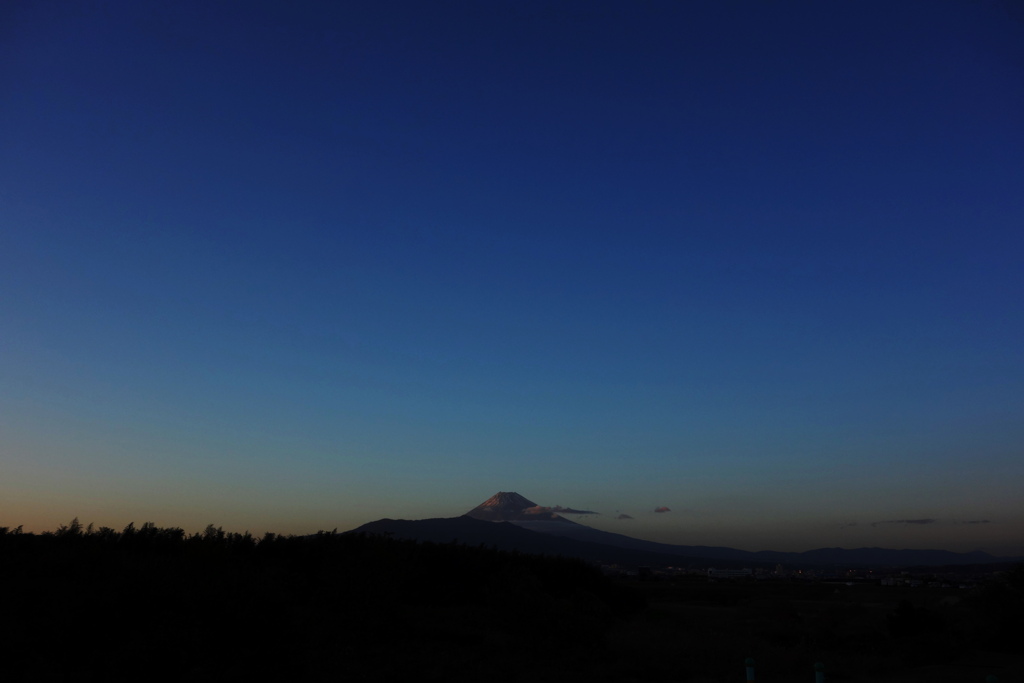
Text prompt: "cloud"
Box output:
[[964, 519, 991, 525], [839, 522, 858, 530], [871, 518, 936, 527], [654, 506, 671, 513], [524, 505, 598, 516], [617, 514, 634, 520], [553, 506, 598, 515]]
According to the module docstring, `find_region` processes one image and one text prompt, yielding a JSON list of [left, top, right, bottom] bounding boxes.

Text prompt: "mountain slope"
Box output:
[[349, 515, 729, 568]]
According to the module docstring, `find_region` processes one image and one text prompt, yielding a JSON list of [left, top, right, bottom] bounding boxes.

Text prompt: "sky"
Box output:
[[2, 0, 1023, 555]]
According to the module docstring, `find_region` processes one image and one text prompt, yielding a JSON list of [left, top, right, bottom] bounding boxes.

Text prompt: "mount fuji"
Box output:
[[350, 492, 1020, 568]]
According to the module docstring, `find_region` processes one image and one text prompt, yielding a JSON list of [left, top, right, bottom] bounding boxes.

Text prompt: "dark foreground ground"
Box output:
[[1, 522, 1021, 682], [615, 578, 1022, 683]]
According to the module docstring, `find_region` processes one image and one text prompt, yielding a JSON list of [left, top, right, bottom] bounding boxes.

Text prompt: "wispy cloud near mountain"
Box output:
[[526, 505, 598, 516], [871, 518, 936, 527]]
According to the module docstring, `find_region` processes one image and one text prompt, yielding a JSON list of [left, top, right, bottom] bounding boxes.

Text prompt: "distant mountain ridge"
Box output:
[[349, 492, 1023, 568]]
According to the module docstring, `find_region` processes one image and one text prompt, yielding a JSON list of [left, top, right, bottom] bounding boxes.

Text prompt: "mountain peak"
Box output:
[[464, 491, 578, 524], [477, 491, 537, 509]]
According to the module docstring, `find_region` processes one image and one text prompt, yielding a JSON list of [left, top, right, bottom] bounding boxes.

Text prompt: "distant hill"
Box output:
[[506, 519, 1014, 567], [350, 492, 1024, 569]]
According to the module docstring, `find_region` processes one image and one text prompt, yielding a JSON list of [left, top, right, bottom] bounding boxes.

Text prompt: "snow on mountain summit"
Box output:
[[464, 492, 580, 524]]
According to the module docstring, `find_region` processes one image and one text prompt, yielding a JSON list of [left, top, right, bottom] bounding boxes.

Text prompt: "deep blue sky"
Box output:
[[3, 1, 1022, 554]]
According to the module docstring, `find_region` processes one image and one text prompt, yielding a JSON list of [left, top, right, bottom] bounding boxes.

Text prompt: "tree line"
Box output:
[[0, 520, 642, 682]]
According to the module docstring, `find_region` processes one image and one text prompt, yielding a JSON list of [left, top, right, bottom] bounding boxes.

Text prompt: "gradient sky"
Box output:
[[3, 1, 1022, 555]]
